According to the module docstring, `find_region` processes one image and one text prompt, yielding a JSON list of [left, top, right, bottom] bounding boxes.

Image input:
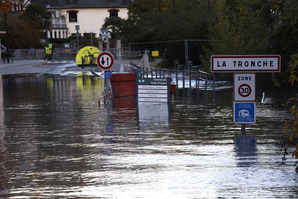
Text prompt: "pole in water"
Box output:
[[241, 124, 246, 135]]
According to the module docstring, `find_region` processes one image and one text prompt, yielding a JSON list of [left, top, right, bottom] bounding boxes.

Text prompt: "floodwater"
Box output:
[[0, 74, 297, 198]]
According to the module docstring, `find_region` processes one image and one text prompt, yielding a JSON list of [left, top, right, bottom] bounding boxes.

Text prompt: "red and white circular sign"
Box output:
[[97, 52, 114, 70], [238, 84, 251, 97]]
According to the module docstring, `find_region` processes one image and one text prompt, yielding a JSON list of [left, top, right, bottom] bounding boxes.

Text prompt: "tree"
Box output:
[[281, 54, 298, 172], [22, 2, 51, 40], [8, 16, 41, 48], [101, 17, 125, 40], [205, 0, 298, 84], [122, 0, 222, 66]]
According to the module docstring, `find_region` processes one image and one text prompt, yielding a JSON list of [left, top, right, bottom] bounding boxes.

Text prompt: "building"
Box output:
[[31, 0, 133, 40]]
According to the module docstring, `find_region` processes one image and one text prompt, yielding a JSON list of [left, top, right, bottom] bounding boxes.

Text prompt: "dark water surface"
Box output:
[[0, 74, 297, 198]]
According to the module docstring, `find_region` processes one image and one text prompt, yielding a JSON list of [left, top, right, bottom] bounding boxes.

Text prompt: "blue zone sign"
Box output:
[[233, 102, 256, 123], [104, 70, 112, 78]]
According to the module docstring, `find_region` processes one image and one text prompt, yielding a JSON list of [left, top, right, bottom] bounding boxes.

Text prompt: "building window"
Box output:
[[108, 9, 119, 17], [67, 10, 78, 22]]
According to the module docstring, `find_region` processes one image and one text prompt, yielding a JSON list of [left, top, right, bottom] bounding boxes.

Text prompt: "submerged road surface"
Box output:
[[0, 59, 145, 75]]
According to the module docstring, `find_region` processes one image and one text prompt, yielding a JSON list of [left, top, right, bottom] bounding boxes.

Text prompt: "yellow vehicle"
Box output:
[[76, 46, 100, 67]]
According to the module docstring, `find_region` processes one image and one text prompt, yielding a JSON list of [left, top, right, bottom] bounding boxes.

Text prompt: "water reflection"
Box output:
[[137, 102, 171, 130], [0, 74, 297, 198], [0, 75, 10, 196], [234, 139, 257, 167]]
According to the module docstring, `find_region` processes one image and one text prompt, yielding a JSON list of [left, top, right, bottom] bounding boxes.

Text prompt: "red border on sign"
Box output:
[[233, 73, 256, 102], [97, 52, 114, 70], [211, 55, 281, 73]]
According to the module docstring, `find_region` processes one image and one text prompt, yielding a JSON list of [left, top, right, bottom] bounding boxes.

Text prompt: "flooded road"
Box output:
[[0, 74, 297, 198]]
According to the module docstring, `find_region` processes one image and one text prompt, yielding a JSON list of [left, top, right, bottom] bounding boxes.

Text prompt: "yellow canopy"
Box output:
[[76, 46, 100, 66]]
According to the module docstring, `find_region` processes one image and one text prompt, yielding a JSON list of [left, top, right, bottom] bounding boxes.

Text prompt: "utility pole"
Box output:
[[75, 25, 80, 51], [91, 32, 93, 46], [4, 12, 10, 63], [184, 39, 189, 71]]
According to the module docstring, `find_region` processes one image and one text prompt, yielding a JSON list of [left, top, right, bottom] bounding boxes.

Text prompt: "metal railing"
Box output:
[[119, 63, 216, 102], [12, 48, 142, 61]]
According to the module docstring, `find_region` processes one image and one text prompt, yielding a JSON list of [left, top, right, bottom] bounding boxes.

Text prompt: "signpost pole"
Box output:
[[241, 124, 245, 135], [184, 39, 189, 71], [104, 78, 110, 104], [97, 51, 114, 104], [211, 54, 281, 144]]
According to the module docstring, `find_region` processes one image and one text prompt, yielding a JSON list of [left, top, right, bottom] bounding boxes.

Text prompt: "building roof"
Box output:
[[31, 0, 132, 9]]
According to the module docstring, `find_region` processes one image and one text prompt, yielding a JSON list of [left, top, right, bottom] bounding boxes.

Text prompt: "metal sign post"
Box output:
[[101, 30, 109, 50], [97, 51, 114, 104], [211, 54, 281, 143]]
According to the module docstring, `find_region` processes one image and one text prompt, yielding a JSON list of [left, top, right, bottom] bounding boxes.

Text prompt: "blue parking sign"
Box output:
[[233, 102, 256, 123], [104, 70, 112, 78]]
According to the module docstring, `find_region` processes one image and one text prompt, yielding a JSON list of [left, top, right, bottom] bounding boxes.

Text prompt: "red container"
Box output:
[[110, 73, 136, 96], [110, 73, 176, 97]]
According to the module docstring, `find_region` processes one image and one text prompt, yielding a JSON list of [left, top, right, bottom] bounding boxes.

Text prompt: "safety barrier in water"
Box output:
[[120, 63, 216, 102], [12, 48, 142, 61]]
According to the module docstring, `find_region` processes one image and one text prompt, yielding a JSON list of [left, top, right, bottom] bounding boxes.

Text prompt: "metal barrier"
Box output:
[[13, 49, 45, 60], [13, 49, 77, 60], [120, 63, 216, 103], [12, 48, 141, 61], [108, 48, 142, 60]]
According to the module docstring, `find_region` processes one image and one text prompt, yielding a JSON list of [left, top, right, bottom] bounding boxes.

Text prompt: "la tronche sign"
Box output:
[[211, 55, 281, 73]]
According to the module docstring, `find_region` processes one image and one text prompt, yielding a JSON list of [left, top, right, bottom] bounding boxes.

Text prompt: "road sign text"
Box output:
[[211, 55, 280, 72]]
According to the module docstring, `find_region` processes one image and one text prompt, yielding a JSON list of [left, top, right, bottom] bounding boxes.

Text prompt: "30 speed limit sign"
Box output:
[[234, 73, 255, 101]]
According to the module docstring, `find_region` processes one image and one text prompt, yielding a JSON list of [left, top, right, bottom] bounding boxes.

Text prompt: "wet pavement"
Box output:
[[0, 58, 154, 75]]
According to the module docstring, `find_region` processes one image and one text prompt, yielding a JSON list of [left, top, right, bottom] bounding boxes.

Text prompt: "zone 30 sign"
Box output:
[[234, 73, 255, 101]]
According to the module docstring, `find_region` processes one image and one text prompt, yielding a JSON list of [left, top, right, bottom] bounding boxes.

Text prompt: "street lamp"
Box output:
[[75, 25, 80, 51]]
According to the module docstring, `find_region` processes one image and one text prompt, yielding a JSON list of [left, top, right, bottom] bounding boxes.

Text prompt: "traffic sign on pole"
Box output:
[[104, 70, 112, 78], [102, 30, 108, 43], [233, 102, 256, 123], [97, 51, 114, 70], [234, 73, 255, 101], [102, 30, 108, 37]]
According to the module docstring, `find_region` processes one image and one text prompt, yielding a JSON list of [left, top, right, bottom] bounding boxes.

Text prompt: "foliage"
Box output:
[[101, 17, 125, 40], [5, 15, 41, 49], [281, 54, 298, 172], [0, 2, 51, 49], [205, 0, 298, 83], [288, 54, 298, 86], [21, 2, 51, 30], [281, 97, 298, 172], [122, 0, 223, 67]]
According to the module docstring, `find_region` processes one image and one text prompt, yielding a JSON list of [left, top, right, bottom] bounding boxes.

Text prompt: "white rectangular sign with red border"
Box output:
[[211, 55, 281, 73], [234, 73, 255, 101]]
